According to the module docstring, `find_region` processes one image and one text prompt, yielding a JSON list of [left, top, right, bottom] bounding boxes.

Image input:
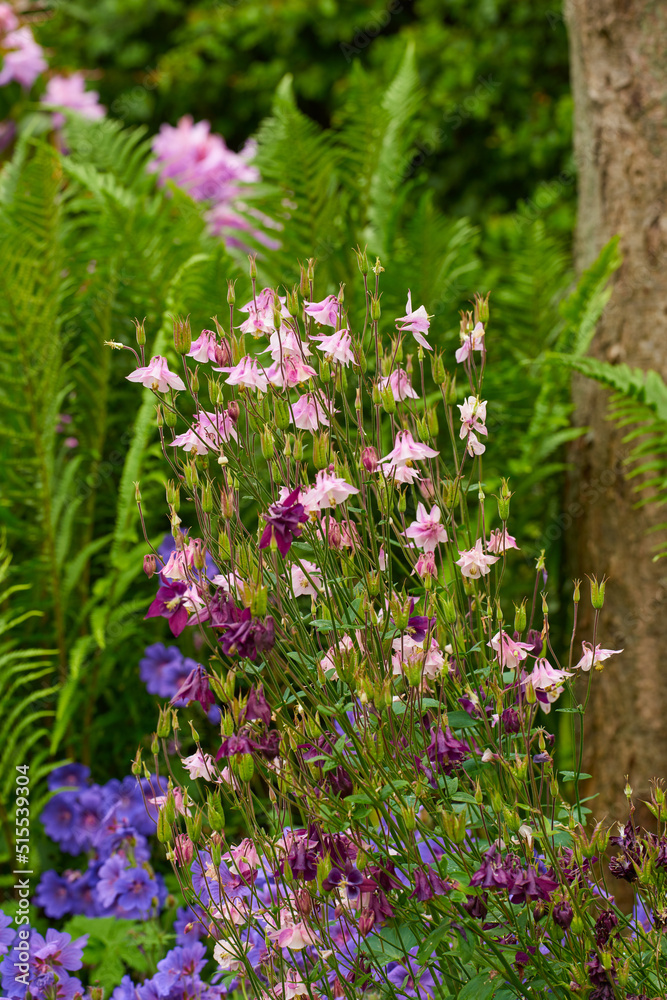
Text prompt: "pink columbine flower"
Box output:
[[126, 355, 186, 392], [0, 26, 47, 89], [265, 971, 313, 999], [525, 658, 573, 711], [379, 546, 387, 571], [307, 469, 359, 509], [455, 321, 485, 363], [42, 73, 106, 127], [319, 634, 356, 679], [313, 328, 355, 366], [456, 539, 499, 579], [385, 464, 422, 485], [267, 911, 319, 951], [171, 409, 237, 455], [218, 355, 268, 392], [291, 393, 331, 433], [487, 528, 519, 554], [465, 431, 486, 457], [188, 329, 219, 363], [378, 368, 419, 401], [404, 503, 448, 552], [379, 430, 439, 469], [488, 630, 531, 669], [574, 641, 623, 672], [181, 750, 217, 780], [238, 288, 289, 336], [396, 291, 432, 351], [266, 356, 317, 388], [414, 551, 437, 579], [291, 560, 322, 597], [263, 327, 312, 362], [304, 294, 340, 327], [392, 636, 446, 680], [0, 4, 18, 32]]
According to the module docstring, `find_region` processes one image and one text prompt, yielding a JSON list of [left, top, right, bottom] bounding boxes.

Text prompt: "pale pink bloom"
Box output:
[[181, 750, 217, 780], [264, 971, 313, 999], [379, 546, 387, 571], [404, 503, 448, 552], [414, 551, 437, 578], [265, 355, 317, 388], [291, 393, 331, 433], [0, 26, 47, 88], [378, 368, 419, 401], [278, 484, 320, 516], [188, 329, 219, 362], [304, 294, 339, 327], [488, 630, 531, 669], [219, 355, 268, 392], [319, 634, 356, 679], [465, 430, 486, 457], [211, 571, 244, 592], [307, 469, 359, 509], [574, 641, 623, 672], [126, 355, 186, 392], [148, 786, 190, 816], [383, 463, 422, 485], [455, 321, 485, 363], [170, 409, 237, 455], [214, 937, 252, 972], [487, 528, 519, 554], [224, 837, 261, 870], [264, 328, 312, 361], [266, 910, 319, 950], [42, 73, 105, 127], [379, 430, 439, 468], [170, 426, 209, 455], [458, 396, 487, 437], [162, 544, 194, 581], [456, 539, 499, 579], [0, 4, 18, 32], [218, 765, 241, 791], [209, 898, 250, 927], [525, 658, 573, 711], [238, 288, 289, 335], [291, 560, 322, 597], [313, 327, 355, 366], [392, 636, 445, 679], [396, 290, 432, 351]]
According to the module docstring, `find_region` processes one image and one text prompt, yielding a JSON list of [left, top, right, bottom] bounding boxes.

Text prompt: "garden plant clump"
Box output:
[[3, 254, 666, 999], [107, 252, 665, 1000]]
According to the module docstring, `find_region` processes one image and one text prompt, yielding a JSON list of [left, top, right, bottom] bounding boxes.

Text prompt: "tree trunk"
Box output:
[[565, 0, 667, 837]]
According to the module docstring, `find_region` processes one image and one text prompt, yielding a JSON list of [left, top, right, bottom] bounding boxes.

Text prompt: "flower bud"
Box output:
[[215, 339, 232, 367], [163, 405, 178, 428], [273, 396, 290, 431], [143, 554, 156, 578], [400, 803, 416, 832], [173, 315, 191, 356], [445, 373, 457, 406], [207, 796, 225, 833], [293, 435, 304, 461], [156, 706, 171, 739], [131, 748, 143, 776], [431, 351, 446, 385], [313, 432, 330, 470], [174, 833, 194, 867], [552, 901, 573, 930], [307, 258, 316, 282], [353, 344, 367, 374], [397, 491, 407, 513], [227, 399, 240, 424], [380, 385, 396, 414], [260, 427, 274, 460], [134, 317, 146, 347], [443, 479, 460, 510], [441, 596, 457, 624], [286, 284, 299, 317], [299, 262, 309, 297], [89, 988, 104, 1000], [234, 753, 255, 782], [185, 810, 203, 844], [248, 253, 257, 280], [227, 279, 237, 305], [514, 599, 527, 633], [157, 808, 172, 844], [156, 405, 164, 428], [589, 575, 607, 609], [497, 478, 512, 521], [427, 406, 439, 436], [150, 733, 159, 755], [354, 244, 369, 275], [370, 294, 381, 321], [474, 291, 490, 325], [319, 358, 331, 383]]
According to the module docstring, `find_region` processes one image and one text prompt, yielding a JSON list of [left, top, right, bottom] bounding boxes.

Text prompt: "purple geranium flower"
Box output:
[[259, 488, 308, 556], [139, 643, 186, 698], [47, 764, 90, 792], [0, 911, 15, 957], [40, 793, 81, 855], [33, 928, 88, 974], [34, 871, 75, 919], [152, 942, 207, 995], [115, 867, 157, 917]]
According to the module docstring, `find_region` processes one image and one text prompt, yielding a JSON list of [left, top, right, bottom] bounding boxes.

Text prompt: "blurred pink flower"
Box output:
[[0, 26, 47, 89], [290, 560, 322, 597], [42, 73, 105, 127]]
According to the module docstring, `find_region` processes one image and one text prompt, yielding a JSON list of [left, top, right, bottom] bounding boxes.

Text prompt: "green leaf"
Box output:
[[458, 973, 498, 1000]]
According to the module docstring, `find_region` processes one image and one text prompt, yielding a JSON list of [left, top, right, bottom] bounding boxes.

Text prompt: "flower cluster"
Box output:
[[0, 3, 46, 90]]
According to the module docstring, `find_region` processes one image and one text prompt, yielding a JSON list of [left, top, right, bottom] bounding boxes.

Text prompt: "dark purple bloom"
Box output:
[[322, 864, 369, 901], [145, 581, 190, 636], [552, 900, 574, 930], [594, 909, 619, 948], [500, 707, 520, 733], [47, 764, 90, 792], [219, 608, 275, 660], [259, 487, 308, 556], [462, 893, 488, 920], [170, 664, 215, 712], [423, 726, 471, 778], [243, 684, 272, 726], [410, 865, 453, 901]]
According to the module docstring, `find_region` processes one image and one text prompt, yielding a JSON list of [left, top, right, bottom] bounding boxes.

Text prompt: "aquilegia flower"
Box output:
[[126, 356, 186, 392], [259, 487, 309, 556], [42, 73, 106, 127], [574, 641, 623, 671], [404, 503, 448, 552], [395, 291, 432, 350], [456, 539, 499, 579]]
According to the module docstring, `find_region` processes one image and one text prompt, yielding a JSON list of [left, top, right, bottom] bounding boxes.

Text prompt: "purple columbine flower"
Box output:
[[410, 865, 453, 902], [243, 684, 272, 726], [145, 581, 190, 636], [322, 864, 369, 901], [259, 488, 308, 556], [219, 609, 275, 660], [169, 664, 215, 713]]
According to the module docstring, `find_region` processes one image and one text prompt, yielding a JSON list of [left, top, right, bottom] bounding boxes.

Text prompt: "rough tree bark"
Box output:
[[565, 0, 667, 837]]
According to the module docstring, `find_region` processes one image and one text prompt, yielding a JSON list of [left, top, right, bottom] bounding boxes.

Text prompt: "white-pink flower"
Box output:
[[265, 356, 317, 388], [455, 321, 485, 363], [465, 431, 486, 457], [459, 396, 488, 437], [264, 328, 312, 362], [378, 368, 419, 401], [219, 355, 268, 392], [404, 503, 448, 552], [525, 658, 573, 711], [319, 634, 356, 679], [291, 560, 322, 597], [264, 970, 312, 999], [574, 641, 623, 672], [188, 329, 219, 363], [266, 910, 319, 950], [126, 355, 186, 392], [456, 539, 499, 579], [488, 630, 531, 669], [384, 464, 422, 485], [181, 750, 217, 780], [238, 288, 289, 336], [291, 393, 331, 433], [392, 636, 445, 679], [42, 73, 106, 127], [313, 328, 355, 366], [379, 430, 439, 469], [487, 528, 519, 554], [0, 26, 47, 89], [171, 409, 237, 455], [396, 291, 432, 351], [307, 469, 359, 509], [304, 294, 339, 327]]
